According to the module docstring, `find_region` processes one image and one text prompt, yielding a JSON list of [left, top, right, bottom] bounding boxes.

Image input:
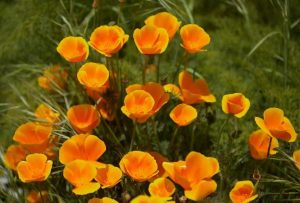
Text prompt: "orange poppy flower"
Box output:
[[67, 104, 100, 133], [248, 130, 279, 160], [119, 151, 158, 182], [59, 134, 106, 165], [63, 160, 100, 195], [35, 103, 60, 124], [38, 65, 68, 91], [169, 103, 197, 126], [180, 24, 210, 54], [145, 12, 181, 40], [184, 179, 217, 201], [229, 180, 258, 203], [148, 177, 175, 199], [133, 25, 169, 55], [77, 63, 109, 90], [121, 83, 169, 123], [255, 107, 297, 142], [89, 25, 129, 57], [293, 150, 300, 170], [17, 153, 52, 183], [130, 195, 166, 203], [57, 36, 89, 63], [13, 122, 52, 145], [149, 152, 169, 180], [95, 164, 122, 188], [26, 190, 49, 203], [4, 144, 27, 171], [222, 93, 250, 118], [88, 197, 118, 203]]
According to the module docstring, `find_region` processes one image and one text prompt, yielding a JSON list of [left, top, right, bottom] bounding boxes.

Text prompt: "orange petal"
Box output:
[[169, 103, 197, 126], [35, 103, 60, 124], [222, 93, 250, 118], [184, 180, 217, 201], [88, 197, 119, 203], [95, 164, 122, 188], [263, 108, 284, 129], [72, 182, 100, 195], [4, 144, 27, 171], [229, 180, 258, 203], [293, 150, 300, 170], [148, 177, 175, 198]]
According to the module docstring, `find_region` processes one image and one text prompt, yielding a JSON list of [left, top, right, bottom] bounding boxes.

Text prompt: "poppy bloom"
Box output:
[[222, 93, 250, 118], [77, 62, 110, 90], [293, 150, 300, 170], [148, 177, 175, 199], [88, 197, 118, 203], [145, 12, 181, 40], [180, 24, 210, 54], [17, 153, 52, 183], [248, 130, 279, 160], [57, 36, 89, 63], [184, 179, 217, 201], [95, 164, 122, 188], [121, 83, 169, 123], [35, 103, 60, 124], [89, 25, 129, 57], [119, 151, 158, 182], [67, 104, 100, 133], [63, 160, 100, 195], [133, 25, 169, 55], [229, 180, 258, 203], [169, 103, 197, 126], [130, 195, 166, 203], [149, 152, 169, 180], [38, 65, 68, 91], [26, 191, 49, 203], [4, 144, 27, 171], [59, 134, 106, 166], [255, 107, 297, 142], [13, 122, 52, 145]]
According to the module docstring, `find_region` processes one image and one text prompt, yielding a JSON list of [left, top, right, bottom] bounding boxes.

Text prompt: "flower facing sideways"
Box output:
[[35, 103, 60, 124], [293, 150, 300, 170], [229, 180, 258, 203], [222, 93, 250, 118], [169, 103, 197, 126], [4, 144, 27, 171]]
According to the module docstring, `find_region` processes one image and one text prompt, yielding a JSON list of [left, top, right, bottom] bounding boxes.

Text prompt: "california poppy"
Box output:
[[222, 93, 250, 118], [38, 65, 68, 91], [88, 197, 118, 203], [169, 103, 197, 126], [229, 180, 258, 203], [95, 164, 122, 188], [130, 195, 166, 203], [4, 144, 27, 171], [184, 179, 217, 201], [293, 150, 300, 170], [35, 103, 60, 124], [148, 177, 175, 199]]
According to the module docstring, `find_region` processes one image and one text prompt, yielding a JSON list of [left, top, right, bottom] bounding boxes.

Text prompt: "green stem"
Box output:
[[190, 125, 196, 150], [267, 136, 273, 158], [169, 126, 180, 153], [102, 119, 124, 154], [217, 117, 230, 148], [142, 55, 149, 84], [155, 55, 161, 83], [283, 0, 290, 90], [130, 121, 139, 151]]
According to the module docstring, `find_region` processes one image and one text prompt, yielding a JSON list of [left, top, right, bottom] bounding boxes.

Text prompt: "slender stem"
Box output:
[[283, 0, 290, 90], [218, 117, 230, 147], [155, 55, 161, 83], [142, 55, 149, 84], [169, 126, 180, 153], [102, 119, 124, 154], [267, 136, 273, 158], [190, 125, 196, 150], [130, 121, 139, 151]]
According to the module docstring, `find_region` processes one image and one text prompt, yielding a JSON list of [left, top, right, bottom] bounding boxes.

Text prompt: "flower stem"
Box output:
[[267, 136, 273, 158], [142, 55, 149, 84]]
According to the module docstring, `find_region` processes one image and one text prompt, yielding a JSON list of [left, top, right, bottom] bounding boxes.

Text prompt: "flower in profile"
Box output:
[[63, 160, 100, 195], [222, 93, 250, 118], [67, 104, 100, 133], [229, 180, 258, 203], [4, 144, 27, 171], [163, 151, 219, 201], [89, 25, 129, 57], [77, 62, 109, 90], [119, 151, 158, 182], [293, 150, 300, 170], [180, 24, 210, 53], [88, 197, 118, 203], [169, 103, 197, 126], [57, 36, 89, 62], [17, 153, 52, 183], [59, 134, 106, 166], [133, 25, 169, 55], [35, 103, 60, 124], [255, 107, 297, 142], [149, 151, 169, 180], [95, 164, 122, 188], [121, 83, 169, 123], [38, 65, 68, 91], [148, 177, 175, 199], [26, 190, 49, 203], [248, 130, 279, 160], [145, 12, 181, 40], [13, 122, 52, 145], [130, 195, 166, 203]]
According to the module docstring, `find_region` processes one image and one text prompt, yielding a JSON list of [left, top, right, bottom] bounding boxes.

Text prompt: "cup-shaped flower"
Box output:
[[130, 195, 166, 203], [255, 107, 297, 142], [119, 151, 158, 182], [89, 25, 129, 57], [229, 180, 258, 203], [149, 151, 169, 180], [248, 130, 279, 160], [26, 191, 49, 203], [169, 103, 197, 126], [59, 134, 106, 165], [180, 24, 210, 53], [88, 197, 118, 203], [13, 122, 52, 145], [77, 63, 109, 90], [4, 144, 27, 170], [95, 164, 122, 188], [148, 177, 175, 199], [63, 160, 100, 195], [222, 93, 250, 118], [133, 25, 169, 55], [145, 12, 181, 40], [121, 83, 169, 123], [184, 180, 217, 201], [35, 103, 60, 124], [38, 65, 68, 91], [293, 150, 300, 170], [67, 104, 100, 133], [17, 153, 52, 183], [57, 36, 89, 63]]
